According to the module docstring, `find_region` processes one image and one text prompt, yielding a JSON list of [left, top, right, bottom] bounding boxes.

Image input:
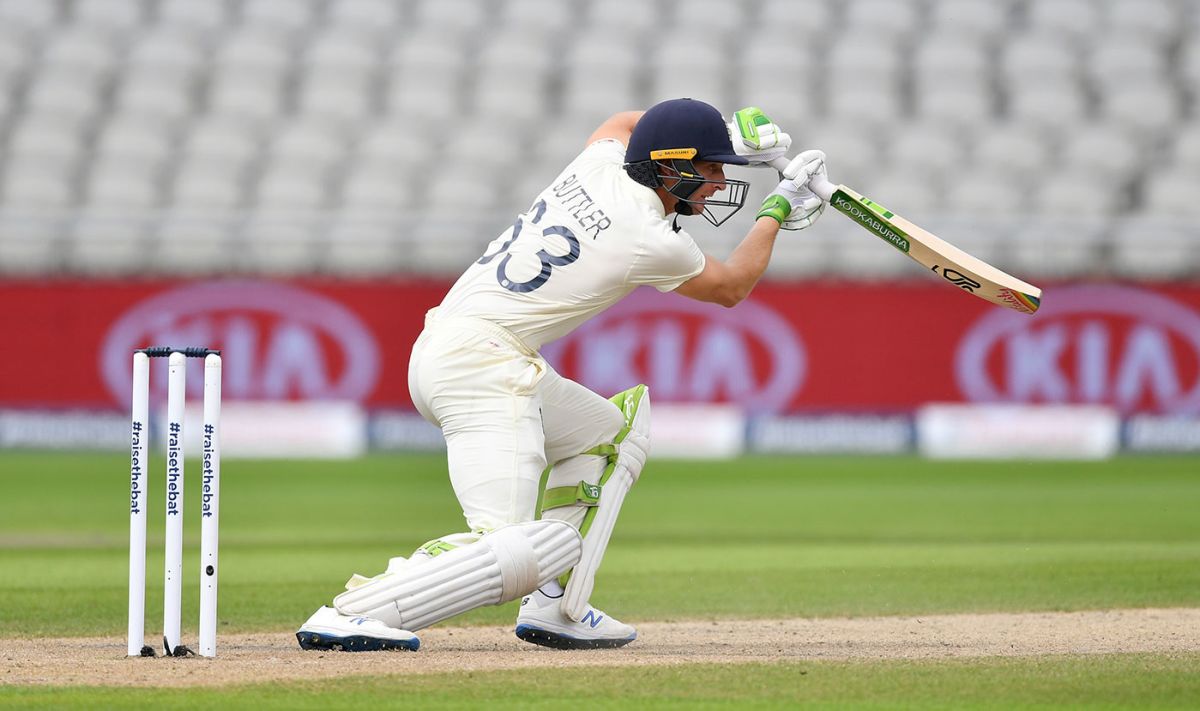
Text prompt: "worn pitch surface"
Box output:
[[3, 608, 1197, 688]]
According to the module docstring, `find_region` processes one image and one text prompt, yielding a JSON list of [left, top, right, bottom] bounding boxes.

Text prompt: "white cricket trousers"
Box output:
[[408, 311, 624, 532]]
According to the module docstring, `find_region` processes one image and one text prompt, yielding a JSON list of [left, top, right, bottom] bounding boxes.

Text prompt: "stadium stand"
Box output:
[[0, 0, 1195, 278]]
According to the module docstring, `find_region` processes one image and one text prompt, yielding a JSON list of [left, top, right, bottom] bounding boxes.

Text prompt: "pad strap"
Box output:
[[541, 443, 614, 514], [574, 449, 618, 540], [542, 481, 603, 511]]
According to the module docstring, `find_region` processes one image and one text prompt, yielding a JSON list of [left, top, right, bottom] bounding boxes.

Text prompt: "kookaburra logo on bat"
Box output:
[[933, 266, 983, 293]]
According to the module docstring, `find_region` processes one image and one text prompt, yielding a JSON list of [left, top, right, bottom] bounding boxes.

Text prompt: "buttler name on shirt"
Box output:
[[551, 174, 611, 239]]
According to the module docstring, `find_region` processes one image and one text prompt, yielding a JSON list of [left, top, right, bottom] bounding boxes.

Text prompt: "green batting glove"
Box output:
[[733, 107, 772, 146], [727, 106, 791, 164], [757, 194, 792, 225]]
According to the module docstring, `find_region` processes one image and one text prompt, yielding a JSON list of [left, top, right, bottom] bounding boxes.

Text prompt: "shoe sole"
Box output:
[[296, 631, 419, 652], [515, 624, 636, 650]]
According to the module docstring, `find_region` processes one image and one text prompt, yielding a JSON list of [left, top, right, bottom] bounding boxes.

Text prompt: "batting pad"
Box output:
[[333, 520, 580, 632], [558, 384, 650, 622]]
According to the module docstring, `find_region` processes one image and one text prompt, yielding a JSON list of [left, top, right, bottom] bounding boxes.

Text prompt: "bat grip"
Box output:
[[808, 174, 835, 202], [768, 157, 835, 202]]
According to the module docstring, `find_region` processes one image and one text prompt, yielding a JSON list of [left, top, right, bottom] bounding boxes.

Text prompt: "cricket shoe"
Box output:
[[296, 606, 419, 652], [515, 588, 636, 650]]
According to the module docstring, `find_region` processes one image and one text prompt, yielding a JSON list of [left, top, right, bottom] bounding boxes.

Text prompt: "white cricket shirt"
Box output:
[[433, 139, 707, 350]]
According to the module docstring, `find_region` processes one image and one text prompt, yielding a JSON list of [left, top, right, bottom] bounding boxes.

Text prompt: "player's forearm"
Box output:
[[720, 217, 781, 304]]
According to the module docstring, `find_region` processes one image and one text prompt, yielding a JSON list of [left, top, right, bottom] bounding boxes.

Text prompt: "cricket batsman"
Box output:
[[297, 98, 828, 651]]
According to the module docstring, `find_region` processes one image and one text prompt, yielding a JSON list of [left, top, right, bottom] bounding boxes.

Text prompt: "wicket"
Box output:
[[128, 347, 222, 658]]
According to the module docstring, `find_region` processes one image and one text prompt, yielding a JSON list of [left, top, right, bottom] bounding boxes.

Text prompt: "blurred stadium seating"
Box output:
[[0, 0, 1197, 278]]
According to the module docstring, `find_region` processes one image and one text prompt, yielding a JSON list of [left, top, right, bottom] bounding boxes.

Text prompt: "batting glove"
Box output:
[[757, 150, 828, 231], [726, 106, 791, 166]]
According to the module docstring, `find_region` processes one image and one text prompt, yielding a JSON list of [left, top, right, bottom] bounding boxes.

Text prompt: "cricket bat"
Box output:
[[769, 157, 1042, 314]]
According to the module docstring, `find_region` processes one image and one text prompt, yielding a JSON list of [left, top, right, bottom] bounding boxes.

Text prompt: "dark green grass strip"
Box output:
[[2, 655, 1199, 710]]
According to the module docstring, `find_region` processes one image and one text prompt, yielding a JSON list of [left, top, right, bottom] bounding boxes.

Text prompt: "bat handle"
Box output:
[[808, 174, 835, 202], [768, 157, 835, 202]]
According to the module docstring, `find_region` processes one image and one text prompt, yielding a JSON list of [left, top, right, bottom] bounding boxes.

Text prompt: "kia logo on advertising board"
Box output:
[[542, 289, 806, 412], [101, 281, 381, 404], [956, 285, 1200, 413]]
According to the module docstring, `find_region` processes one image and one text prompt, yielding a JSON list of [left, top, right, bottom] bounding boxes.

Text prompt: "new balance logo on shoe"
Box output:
[[582, 610, 604, 629]]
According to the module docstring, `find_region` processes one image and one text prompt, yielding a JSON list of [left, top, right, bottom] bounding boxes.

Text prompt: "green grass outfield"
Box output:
[[2, 452, 1199, 708], [5, 655, 1200, 710]]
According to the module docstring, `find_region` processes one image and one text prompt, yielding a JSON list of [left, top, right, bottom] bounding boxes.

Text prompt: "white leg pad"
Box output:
[[333, 520, 580, 631], [560, 466, 635, 621], [558, 385, 651, 622]]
